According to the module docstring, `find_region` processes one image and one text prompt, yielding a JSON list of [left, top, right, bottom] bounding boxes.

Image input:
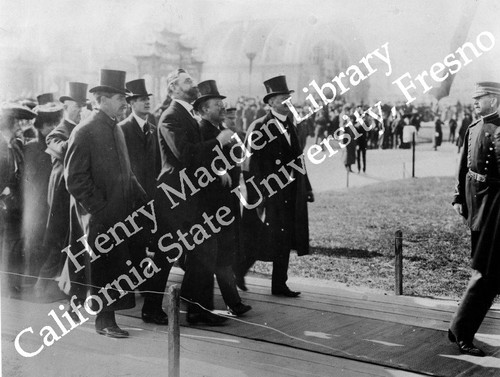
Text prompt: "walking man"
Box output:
[[450, 81, 500, 356]]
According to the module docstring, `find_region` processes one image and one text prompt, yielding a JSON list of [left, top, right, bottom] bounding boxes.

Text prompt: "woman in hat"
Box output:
[[22, 102, 63, 285], [0, 103, 36, 294]]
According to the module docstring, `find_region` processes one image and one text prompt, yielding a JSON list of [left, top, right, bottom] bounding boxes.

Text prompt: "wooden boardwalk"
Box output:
[[2, 268, 500, 376]]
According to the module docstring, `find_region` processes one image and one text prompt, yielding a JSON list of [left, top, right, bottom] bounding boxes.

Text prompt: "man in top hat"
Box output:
[[34, 82, 88, 301], [449, 81, 500, 356], [193, 80, 251, 317], [65, 69, 147, 337], [22, 99, 63, 287], [118, 78, 170, 325], [156, 69, 234, 325], [236, 75, 314, 297], [0, 103, 37, 295]]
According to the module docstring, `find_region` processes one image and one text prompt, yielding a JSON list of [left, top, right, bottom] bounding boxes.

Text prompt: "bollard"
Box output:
[[168, 285, 180, 377], [346, 169, 349, 188], [394, 230, 403, 295], [412, 133, 416, 178]]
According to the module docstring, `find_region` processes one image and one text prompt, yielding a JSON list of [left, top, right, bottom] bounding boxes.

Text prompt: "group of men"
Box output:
[[0, 68, 314, 338]]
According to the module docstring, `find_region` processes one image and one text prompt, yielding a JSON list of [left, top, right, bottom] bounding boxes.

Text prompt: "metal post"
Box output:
[[395, 230, 403, 295], [346, 169, 349, 188], [412, 133, 415, 178], [168, 285, 180, 377]]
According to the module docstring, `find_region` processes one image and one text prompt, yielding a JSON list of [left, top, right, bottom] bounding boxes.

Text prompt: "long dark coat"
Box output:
[[65, 110, 146, 311], [199, 119, 239, 265], [156, 101, 218, 235], [453, 112, 500, 279], [39, 120, 76, 278], [240, 111, 311, 262], [22, 133, 52, 277], [118, 114, 160, 199], [156, 101, 219, 308]]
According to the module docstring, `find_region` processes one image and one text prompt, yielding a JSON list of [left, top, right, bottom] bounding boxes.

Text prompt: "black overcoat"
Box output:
[[65, 110, 146, 311], [118, 114, 160, 199], [240, 111, 310, 261], [44, 120, 76, 254]]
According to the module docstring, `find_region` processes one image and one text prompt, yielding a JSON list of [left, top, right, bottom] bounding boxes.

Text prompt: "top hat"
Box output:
[[263, 75, 294, 104], [125, 79, 152, 101], [472, 81, 500, 99], [37, 93, 56, 106], [89, 69, 127, 95], [192, 80, 226, 110], [0, 103, 37, 120], [60, 82, 89, 105]]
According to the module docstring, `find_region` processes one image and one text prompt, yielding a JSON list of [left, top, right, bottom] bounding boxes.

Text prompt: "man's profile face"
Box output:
[[473, 94, 496, 116], [131, 96, 151, 116], [65, 100, 85, 124], [203, 98, 226, 123], [269, 94, 291, 115], [173, 72, 199, 103], [105, 93, 127, 119]]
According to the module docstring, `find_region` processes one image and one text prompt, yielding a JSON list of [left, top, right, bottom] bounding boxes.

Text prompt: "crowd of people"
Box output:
[[2, 67, 499, 361], [0, 69, 313, 338]]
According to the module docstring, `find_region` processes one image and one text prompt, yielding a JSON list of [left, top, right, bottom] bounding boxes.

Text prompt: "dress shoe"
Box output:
[[448, 329, 485, 357], [187, 312, 228, 326], [96, 325, 129, 338], [228, 302, 252, 316], [272, 286, 301, 297], [142, 310, 168, 325]]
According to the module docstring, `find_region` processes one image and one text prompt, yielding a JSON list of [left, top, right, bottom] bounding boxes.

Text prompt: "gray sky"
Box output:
[[1, 0, 499, 102]]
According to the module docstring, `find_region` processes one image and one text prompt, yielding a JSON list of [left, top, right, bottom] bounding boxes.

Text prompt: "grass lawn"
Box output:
[[253, 176, 473, 299]]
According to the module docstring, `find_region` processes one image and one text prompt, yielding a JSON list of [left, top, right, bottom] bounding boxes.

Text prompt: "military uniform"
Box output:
[[450, 82, 500, 355]]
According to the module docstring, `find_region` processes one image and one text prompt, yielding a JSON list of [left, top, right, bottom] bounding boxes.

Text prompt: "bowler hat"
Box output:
[[37, 93, 56, 106], [89, 69, 127, 95], [472, 81, 500, 99], [0, 103, 37, 120], [193, 80, 226, 110], [125, 79, 152, 101], [60, 82, 88, 105], [263, 75, 294, 104]]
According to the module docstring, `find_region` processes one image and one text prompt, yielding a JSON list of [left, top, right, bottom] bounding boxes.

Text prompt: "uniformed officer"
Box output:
[[449, 81, 500, 357]]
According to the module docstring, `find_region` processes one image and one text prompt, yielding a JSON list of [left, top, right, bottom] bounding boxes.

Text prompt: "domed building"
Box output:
[[200, 18, 370, 104]]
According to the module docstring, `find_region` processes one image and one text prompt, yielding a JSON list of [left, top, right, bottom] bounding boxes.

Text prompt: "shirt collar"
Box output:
[[174, 99, 194, 115], [132, 112, 147, 129]]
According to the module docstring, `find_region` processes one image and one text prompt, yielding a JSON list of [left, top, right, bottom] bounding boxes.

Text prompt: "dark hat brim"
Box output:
[[59, 95, 88, 105], [89, 85, 127, 95], [125, 93, 153, 102], [193, 94, 226, 110], [263, 90, 294, 104], [1, 104, 37, 120]]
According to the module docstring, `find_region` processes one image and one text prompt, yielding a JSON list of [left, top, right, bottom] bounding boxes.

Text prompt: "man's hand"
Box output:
[[216, 129, 235, 146], [220, 172, 232, 187], [307, 190, 315, 203], [453, 203, 463, 217]]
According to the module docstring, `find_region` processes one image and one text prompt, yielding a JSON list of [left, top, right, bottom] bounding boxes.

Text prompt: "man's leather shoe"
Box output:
[[228, 302, 252, 316], [448, 329, 485, 357], [187, 312, 228, 326], [272, 286, 301, 297], [142, 310, 168, 325], [96, 326, 129, 338]]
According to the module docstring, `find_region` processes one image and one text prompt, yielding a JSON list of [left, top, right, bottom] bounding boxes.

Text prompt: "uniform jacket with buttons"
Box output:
[[453, 111, 500, 278], [453, 112, 500, 231]]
